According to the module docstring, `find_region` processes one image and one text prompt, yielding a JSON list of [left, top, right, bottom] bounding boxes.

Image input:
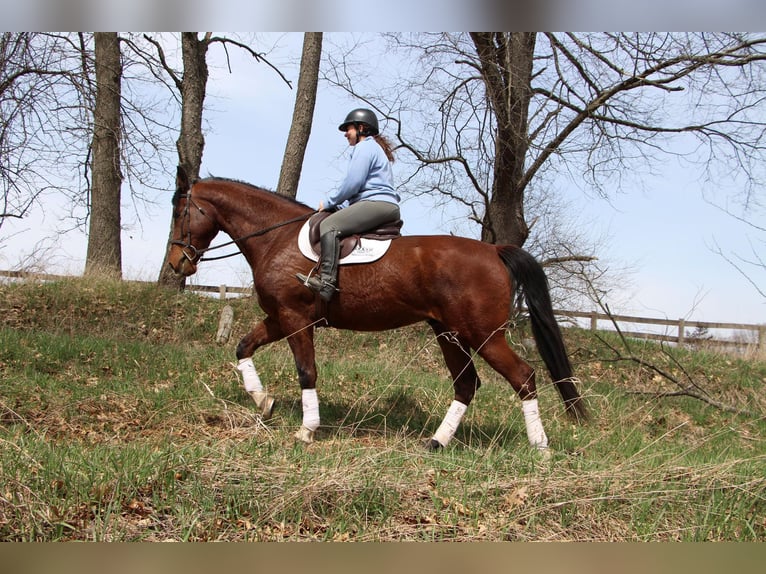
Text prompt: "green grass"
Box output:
[[0, 277, 764, 541]]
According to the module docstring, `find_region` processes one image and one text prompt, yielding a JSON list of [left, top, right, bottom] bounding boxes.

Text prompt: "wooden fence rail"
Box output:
[[186, 283, 252, 298], [2, 270, 763, 351], [553, 308, 765, 352]]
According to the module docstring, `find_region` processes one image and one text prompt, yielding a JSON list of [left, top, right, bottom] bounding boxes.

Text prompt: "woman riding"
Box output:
[[296, 108, 400, 302]]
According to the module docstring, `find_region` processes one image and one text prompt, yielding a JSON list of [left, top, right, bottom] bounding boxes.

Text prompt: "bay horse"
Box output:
[[167, 167, 587, 451]]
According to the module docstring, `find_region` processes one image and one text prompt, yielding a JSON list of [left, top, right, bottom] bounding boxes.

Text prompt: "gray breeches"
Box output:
[[319, 200, 400, 237]]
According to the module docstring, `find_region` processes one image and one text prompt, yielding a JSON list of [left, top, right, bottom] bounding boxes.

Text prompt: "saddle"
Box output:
[[306, 212, 403, 259]]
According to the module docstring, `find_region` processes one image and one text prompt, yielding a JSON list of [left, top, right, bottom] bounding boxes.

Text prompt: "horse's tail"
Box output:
[[497, 245, 588, 422]]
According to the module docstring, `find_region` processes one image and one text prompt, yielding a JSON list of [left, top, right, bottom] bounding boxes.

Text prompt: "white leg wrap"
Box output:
[[522, 398, 549, 450], [301, 388, 320, 432], [237, 358, 264, 393], [432, 400, 468, 447]]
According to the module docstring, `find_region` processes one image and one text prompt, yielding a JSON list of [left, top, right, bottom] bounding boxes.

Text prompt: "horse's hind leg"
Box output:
[[235, 315, 285, 419], [473, 331, 549, 451], [426, 320, 482, 449]]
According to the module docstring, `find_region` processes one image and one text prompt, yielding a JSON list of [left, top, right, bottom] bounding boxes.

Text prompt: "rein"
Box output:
[[199, 213, 313, 261], [172, 191, 313, 263]]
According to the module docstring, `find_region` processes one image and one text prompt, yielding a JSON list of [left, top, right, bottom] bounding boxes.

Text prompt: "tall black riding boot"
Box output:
[[296, 230, 341, 302]]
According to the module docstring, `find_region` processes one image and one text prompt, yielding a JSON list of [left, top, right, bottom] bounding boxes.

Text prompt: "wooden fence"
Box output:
[[186, 283, 252, 299], [2, 270, 763, 352], [553, 308, 765, 352]]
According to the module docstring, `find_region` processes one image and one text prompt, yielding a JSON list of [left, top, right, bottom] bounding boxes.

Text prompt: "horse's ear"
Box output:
[[176, 165, 190, 193]]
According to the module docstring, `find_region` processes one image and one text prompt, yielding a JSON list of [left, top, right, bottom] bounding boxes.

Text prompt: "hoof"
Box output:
[[294, 426, 315, 444], [249, 391, 275, 420], [535, 446, 553, 461], [424, 438, 443, 451], [259, 396, 275, 420]]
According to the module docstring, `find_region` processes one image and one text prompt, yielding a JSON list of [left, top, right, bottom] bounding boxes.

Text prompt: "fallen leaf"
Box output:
[[504, 486, 529, 509]]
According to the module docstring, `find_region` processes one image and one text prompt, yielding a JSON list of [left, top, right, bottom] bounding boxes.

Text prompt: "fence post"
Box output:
[[216, 305, 234, 344], [219, 285, 227, 300], [590, 312, 597, 332], [678, 319, 685, 345]]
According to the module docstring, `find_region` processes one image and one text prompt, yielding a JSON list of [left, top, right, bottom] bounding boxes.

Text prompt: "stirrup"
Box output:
[[295, 272, 338, 301], [296, 272, 319, 288]]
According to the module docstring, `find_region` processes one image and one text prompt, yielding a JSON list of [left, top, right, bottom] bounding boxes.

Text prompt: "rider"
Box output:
[[296, 108, 400, 302]]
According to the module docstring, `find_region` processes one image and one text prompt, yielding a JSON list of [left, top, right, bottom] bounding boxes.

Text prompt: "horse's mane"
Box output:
[[174, 173, 312, 210]]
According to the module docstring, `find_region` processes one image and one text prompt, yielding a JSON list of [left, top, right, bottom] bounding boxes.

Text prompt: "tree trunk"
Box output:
[[175, 32, 209, 181], [85, 32, 123, 278], [471, 32, 536, 247], [158, 32, 210, 289], [276, 32, 322, 199]]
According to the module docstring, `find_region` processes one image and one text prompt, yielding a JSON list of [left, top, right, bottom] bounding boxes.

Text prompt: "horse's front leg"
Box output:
[[235, 315, 284, 419], [284, 326, 319, 444]]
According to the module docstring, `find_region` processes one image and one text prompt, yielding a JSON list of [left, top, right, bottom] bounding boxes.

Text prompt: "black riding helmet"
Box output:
[[338, 108, 379, 136]]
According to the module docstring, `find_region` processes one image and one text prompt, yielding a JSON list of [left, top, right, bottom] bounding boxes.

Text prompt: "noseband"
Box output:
[[171, 192, 211, 266]]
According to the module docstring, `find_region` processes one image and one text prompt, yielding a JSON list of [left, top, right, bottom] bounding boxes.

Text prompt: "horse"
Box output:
[[167, 166, 587, 451]]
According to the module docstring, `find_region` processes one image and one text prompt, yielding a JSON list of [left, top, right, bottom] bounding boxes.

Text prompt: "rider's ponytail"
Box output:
[[373, 134, 395, 163]]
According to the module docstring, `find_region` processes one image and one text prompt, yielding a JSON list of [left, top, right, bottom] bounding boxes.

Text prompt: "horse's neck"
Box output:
[[203, 183, 306, 252]]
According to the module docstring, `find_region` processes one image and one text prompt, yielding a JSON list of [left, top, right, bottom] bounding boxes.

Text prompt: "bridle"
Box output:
[[171, 190, 313, 264]]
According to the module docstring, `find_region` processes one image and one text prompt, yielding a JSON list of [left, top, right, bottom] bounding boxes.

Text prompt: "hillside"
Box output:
[[0, 277, 764, 541]]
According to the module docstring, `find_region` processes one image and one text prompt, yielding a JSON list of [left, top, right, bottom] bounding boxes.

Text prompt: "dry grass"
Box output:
[[0, 277, 764, 541]]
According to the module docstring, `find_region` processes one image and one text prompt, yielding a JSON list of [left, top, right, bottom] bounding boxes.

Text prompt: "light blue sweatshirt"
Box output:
[[325, 137, 399, 209]]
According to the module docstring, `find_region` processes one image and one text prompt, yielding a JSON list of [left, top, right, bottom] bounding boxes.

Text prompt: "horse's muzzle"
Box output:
[[168, 244, 199, 276], [168, 258, 197, 277]]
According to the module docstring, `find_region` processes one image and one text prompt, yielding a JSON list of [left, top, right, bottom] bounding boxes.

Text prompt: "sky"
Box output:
[[1, 31, 765, 334]]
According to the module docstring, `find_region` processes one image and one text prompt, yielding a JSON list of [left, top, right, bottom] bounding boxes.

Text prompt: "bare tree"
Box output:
[[0, 33, 45, 225], [140, 33, 293, 288], [0, 33, 89, 235], [172, 32, 210, 183], [84, 33, 123, 278], [150, 32, 211, 289], [277, 32, 322, 199], [470, 32, 536, 247], [325, 32, 766, 305], [1, 33, 179, 270], [329, 33, 766, 235]]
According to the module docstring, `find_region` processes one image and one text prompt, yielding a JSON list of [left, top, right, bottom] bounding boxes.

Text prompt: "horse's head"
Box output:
[[167, 167, 220, 277]]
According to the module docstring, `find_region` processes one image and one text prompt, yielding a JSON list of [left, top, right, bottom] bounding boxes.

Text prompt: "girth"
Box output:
[[306, 212, 403, 258]]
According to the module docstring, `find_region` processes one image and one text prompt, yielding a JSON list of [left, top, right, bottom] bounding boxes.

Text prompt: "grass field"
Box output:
[[0, 277, 764, 541]]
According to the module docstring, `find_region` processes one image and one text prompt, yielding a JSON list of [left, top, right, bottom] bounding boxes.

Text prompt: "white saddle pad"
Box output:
[[297, 220, 393, 265]]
